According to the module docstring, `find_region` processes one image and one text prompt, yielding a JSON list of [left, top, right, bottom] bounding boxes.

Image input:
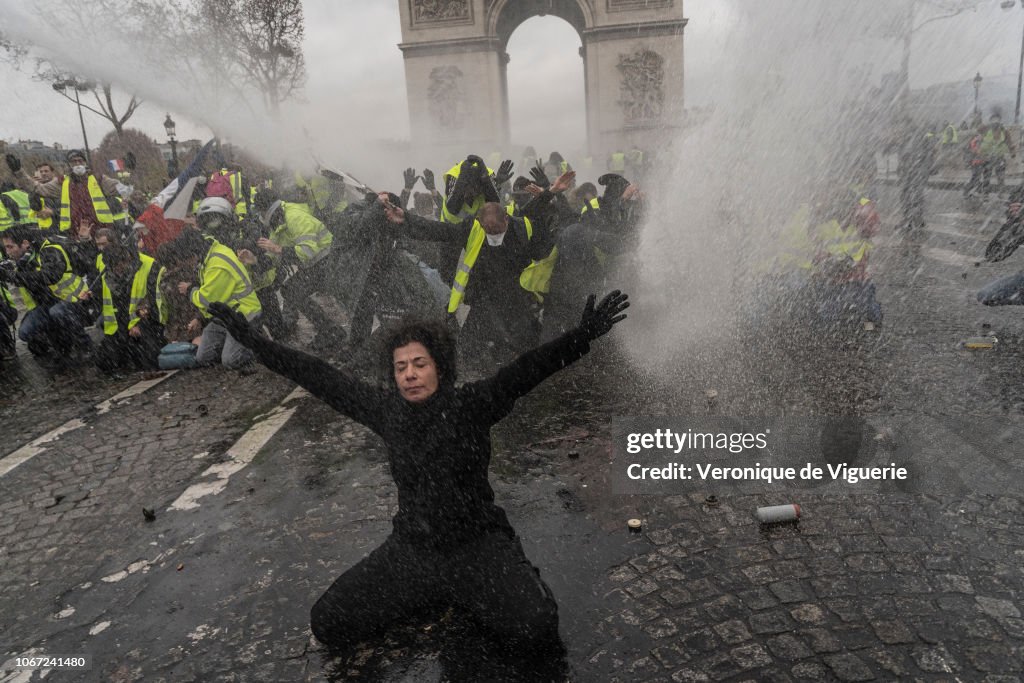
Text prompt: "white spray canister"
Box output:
[[756, 503, 801, 524]]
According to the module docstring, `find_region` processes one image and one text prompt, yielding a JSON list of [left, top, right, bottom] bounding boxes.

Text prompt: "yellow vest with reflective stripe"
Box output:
[[441, 162, 493, 224], [26, 240, 88, 304], [519, 247, 558, 299], [227, 171, 247, 217], [448, 218, 533, 313], [31, 196, 53, 230], [191, 240, 261, 320], [3, 190, 31, 226], [270, 202, 333, 264], [59, 175, 126, 231], [0, 201, 12, 232], [100, 254, 167, 335]]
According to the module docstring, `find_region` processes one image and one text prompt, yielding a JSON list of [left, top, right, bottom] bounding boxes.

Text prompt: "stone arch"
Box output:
[[398, 0, 686, 159], [487, 0, 593, 48]]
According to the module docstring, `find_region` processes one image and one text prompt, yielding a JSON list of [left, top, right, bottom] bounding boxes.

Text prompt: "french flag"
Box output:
[[107, 159, 126, 173], [136, 139, 217, 255]]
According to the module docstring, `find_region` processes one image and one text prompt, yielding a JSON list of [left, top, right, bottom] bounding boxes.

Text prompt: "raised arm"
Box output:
[[378, 194, 472, 244], [207, 303, 386, 430], [471, 291, 630, 420]]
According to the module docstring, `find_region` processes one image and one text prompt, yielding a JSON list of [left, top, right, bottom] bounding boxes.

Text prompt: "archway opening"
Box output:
[[505, 16, 586, 164]]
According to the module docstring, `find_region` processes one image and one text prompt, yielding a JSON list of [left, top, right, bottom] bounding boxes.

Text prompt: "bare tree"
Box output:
[[195, 0, 307, 116]]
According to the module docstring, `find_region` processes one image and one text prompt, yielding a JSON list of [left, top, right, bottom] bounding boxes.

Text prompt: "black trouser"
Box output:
[[542, 223, 617, 342], [310, 530, 564, 671], [278, 259, 346, 341], [460, 296, 539, 368], [94, 326, 164, 374], [0, 302, 16, 357]]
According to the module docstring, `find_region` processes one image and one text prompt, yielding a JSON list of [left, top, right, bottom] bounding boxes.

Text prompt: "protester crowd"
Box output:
[[0, 144, 649, 375]]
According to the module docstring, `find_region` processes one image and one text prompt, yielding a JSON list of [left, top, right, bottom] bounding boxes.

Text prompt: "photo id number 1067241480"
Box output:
[[13, 655, 90, 670]]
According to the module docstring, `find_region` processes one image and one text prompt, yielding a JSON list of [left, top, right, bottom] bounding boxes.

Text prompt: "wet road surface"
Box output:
[[1, 186, 1024, 681]]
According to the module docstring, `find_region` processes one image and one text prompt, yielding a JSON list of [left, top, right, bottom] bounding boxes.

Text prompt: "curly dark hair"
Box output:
[[380, 317, 457, 389]]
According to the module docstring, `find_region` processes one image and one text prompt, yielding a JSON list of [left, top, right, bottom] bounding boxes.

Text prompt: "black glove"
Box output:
[[494, 159, 514, 186], [578, 290, 629, 341], [403, 167, 418, 191], [0, 260, 16, 283], [208, 302, 258, 347], [530, 162, 550, 189], [125, 152, 137, 171], [16, 253, 33, 270], [5, 154, 21, 174], [422, 169, 436, 192]]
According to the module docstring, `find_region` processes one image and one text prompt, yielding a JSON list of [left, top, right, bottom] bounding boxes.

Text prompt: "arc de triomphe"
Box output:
[[397, 0, 685, 157]]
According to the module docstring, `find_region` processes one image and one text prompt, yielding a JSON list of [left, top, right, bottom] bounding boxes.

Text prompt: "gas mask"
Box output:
[[485, 231, 506, 247], [203, 216, 225, 231], [71, 165, 88, 176]]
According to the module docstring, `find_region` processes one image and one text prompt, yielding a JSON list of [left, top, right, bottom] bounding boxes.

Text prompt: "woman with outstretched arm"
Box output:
[[207, 288, 629, 677]]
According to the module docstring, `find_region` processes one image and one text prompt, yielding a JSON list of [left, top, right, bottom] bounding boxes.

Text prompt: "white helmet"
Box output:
[[196, 196, 234, 218]]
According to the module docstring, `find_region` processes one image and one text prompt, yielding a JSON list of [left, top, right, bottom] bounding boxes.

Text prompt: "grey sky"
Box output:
[[1, 1, 1024, 153]]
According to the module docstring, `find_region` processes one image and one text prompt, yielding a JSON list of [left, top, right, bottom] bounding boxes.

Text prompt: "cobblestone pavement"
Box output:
[[0, 187, 1022, 681]]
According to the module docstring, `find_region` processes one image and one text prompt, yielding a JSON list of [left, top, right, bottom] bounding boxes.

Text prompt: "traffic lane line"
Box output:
[[0, 371, 179, 479], [168, 387, 309, 512]]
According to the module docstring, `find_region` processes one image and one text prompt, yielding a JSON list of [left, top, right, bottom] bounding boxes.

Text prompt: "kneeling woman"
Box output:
[[208, 289, 628, 672]]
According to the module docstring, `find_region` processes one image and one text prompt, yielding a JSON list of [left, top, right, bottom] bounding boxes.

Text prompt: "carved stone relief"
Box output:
[[428, 65, 466, 130], [617, 49, 665, 123], [608, 0, 673, 11], [411, 0, 472, 26]]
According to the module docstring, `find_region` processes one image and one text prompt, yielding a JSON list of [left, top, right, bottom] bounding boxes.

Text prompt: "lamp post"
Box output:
[[52, 78, 93, 164], [974, 72, 983, 118], [1001, 0, 1024, 125], [163, 114, 178, 178]]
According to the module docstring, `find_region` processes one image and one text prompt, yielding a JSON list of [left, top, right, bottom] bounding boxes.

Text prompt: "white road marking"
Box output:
[[95, 370, 178, 415], [168, 388, 309, 512], [0, 371, 179, 479], [0, 420, 87, 478]]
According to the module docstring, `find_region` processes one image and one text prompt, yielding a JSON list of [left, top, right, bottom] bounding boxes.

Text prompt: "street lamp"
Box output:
[[1002, 0, 1024, 125], [974, 72, 983, 118], [163, 113, 179, 178], [52, 78, 93, 164]]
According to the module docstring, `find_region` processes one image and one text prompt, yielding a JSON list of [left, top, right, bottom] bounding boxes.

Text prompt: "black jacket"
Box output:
[[248, 328, 591, 547]]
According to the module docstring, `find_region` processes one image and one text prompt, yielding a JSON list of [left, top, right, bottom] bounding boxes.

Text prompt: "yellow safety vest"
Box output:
[[448, 217, 532, 313], [30, 196, 53, 230], [16, 241, 87, 308], [270, 202, 333, 264], [0, 201, 12, 232], [441, 162, 494, 224], [191, 239, 262, 320], [608, 152, 626, 172], [581, 197, 600, 214], [2, 190, 31, 226], [772, 203, 815, 273], [519, 247, 558, 299], [59, 175, 127, 232], [100, 253, 167, 335], [218, 169, 248, 217]]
